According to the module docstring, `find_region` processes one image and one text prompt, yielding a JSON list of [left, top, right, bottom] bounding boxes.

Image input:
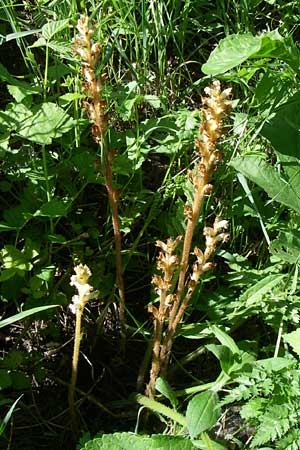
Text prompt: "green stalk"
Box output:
[[135, 394, 187, 427]]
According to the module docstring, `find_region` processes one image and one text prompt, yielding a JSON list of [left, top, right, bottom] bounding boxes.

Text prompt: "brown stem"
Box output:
[[104, 152, 126, 345]]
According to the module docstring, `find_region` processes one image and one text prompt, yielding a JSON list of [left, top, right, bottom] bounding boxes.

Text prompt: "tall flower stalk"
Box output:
[[73, 16, 126, 343], [68, 264, 98, 425], [147, 81, 232, 397]]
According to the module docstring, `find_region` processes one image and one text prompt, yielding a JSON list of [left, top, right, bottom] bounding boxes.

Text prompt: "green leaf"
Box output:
[[7, 84, 40, 102], [202, 33, 262, 75], [239, 274, 285, 306], [80, 432, 197, 450], [270, 230, 300, 264], [262, 92, 300, 161], [210, 325, 240, 354], [230, 155, 300, 213], [34, 199, 70, 218], [206, 344, 234, 374], [284, 329, 300, 357], [186, 391, 220, 438], [0, 370, 12, 390], [0, 395, 22, 435], [41, 19, 69, 41], [143, 95, 161, 109], [0, 245, 32, 271], [0, 305, 59, 329], [202, 30, 299, 75], [155, 377, 178, 408], [256, 357, 294, 372], [5, 29, 41, 42], [17, 102, 75, 144]]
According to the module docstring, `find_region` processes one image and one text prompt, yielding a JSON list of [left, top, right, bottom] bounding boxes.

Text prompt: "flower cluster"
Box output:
[[69, 264, 98, 314], [189, 218, 229, 289], [73, 15, 107, 142]]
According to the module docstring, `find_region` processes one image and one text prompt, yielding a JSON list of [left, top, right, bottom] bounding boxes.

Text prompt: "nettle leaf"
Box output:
[[41, 19, 69, 41], [80, 432, 197, 450], [186, 391, 220, 438], [270, 230, 300, 264], [283, 329, 300, 357], [230, 155, 300, 213], [7, 84, 41, 102], [17, 103, 75, 144], [202, 30, 299, 75]]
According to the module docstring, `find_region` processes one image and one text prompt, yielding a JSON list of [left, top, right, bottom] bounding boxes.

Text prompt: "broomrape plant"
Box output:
[[68, 264, 98, 426], [146, 81, 232, 397], [73, 15, 126, 343]]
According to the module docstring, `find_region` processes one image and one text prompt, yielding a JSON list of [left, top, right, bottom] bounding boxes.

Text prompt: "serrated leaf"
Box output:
[[230, 155, 300, 212], [186, 391, 220, 438], [17, 103, 75, 144], [42, 19, 69, 41], [7, 84, 40, 102], [81, 432, 197, 450], [284, 329, 300, 357]]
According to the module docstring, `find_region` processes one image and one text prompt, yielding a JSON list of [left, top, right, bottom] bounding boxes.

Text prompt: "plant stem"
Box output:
[[69, 307, 83, 427], [104, 149, 126, 347]]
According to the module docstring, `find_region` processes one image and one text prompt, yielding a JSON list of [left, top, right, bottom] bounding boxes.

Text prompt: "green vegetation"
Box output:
[[1, 1, 300, 449]]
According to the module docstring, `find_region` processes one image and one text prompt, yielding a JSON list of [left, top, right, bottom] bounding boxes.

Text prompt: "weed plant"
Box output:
[[1, 1, 300, 450]]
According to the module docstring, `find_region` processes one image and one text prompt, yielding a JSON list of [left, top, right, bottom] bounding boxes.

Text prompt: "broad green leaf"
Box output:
[[284, 329, 300, 357], [36, 266, 55, 281], [0, 245, 32, 271], [34, 199, 70, 218], [186, 391, 220, 438], [230, 155, 300, 213], [0, 305, 59, 328], [202, 33, 262, 75], [240, 273, 285, 306], [202, 30, 299, 75], [257, 357, 295, 372], [155, 377, 178, 408], [17, 103, 74, 144], [80, 432, 197, 450], [7, 84, 40, 102], [0, 268, 18, 282], [210, 325, 240, 354], [41, 19, 69, 41], [270, 230, 300, 264], [143, 95, 161, 109], [262, 92, 300, 164], [206, 344, 233, 374]]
